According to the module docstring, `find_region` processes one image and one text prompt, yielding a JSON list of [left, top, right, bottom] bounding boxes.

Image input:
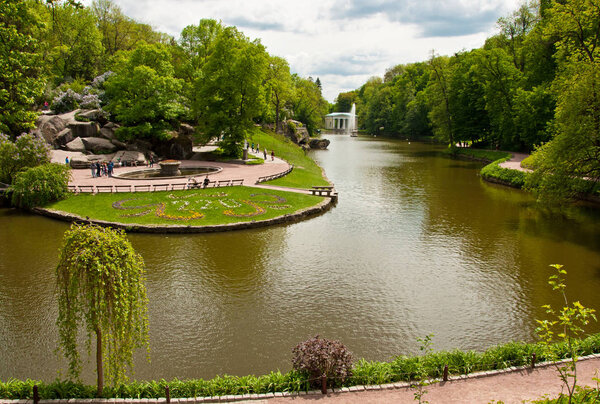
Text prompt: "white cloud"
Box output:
[[82, 0, 522, 101]]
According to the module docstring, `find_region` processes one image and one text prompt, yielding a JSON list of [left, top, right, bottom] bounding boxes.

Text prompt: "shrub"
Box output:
[[292, 335, 353, 388], [10, 163, 71, 208], [0, 133, 51, 184], [79, 94, 101, 110], [480, 158, 528, 189], [287, 121, 297, 135], [51, 89, 82, 114]]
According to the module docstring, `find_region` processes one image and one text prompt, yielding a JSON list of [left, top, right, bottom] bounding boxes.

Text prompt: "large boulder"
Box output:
[[69, 155, 91, 168], [126, 139, 152, 155], [99, 127, 115, 141], [81, 137, 117, 153], [284, 120, 310, 145], [152, 133, 193, 160], [77, 109, 108, 125], [35, 115, 67, 144], [68, 121, 100, 138], [309, 138, 330, 150], [54, 128, 74, 147], [179, 123, 195, 136], [112, 150, 146, 165], [65, 137, 86, 152]]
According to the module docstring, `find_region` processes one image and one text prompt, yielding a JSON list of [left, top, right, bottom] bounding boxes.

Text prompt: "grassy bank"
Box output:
[[3, 334, 600, 399], [45, 187, 321, 226], [248, 128, 330, 188], [446, 148, 511, 163]]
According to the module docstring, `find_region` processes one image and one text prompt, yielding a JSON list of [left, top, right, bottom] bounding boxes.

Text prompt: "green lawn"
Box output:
[[46, 187, 323, 226], [248, 128, 330, 188], [449, 148, 511, 162]]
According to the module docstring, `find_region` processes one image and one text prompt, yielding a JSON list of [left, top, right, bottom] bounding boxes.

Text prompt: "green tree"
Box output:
[[265, 56, 293, 134], [334, 91, 357, 113], [426, 54, 455, 148], [10, 162, 70, 208], [0, 0, 45, 138], [104, 42, 184, 141], [0, 133, 50, 184], [194, 26, 268, 156], [56, 223, 149, 396], [291, 75, 329, 136]]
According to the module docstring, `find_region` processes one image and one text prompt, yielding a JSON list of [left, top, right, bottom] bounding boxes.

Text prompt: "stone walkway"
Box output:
[[238, 356, 600, 404]]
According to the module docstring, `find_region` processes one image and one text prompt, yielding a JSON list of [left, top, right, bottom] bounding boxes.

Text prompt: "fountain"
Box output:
[[158, 160, 182, 176], [348, 103, 357, 136]]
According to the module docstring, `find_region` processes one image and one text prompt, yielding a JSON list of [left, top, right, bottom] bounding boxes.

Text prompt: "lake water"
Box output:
[[1, 135, 600, 382]]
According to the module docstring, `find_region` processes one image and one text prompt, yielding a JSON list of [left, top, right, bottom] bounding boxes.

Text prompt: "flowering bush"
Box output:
[[0, 133, 51, 184], [10, 163, 71, 208], [91, 71, 113, 89], [292, 335, 353, 388], [80, 94, 101, 110], [51, 89, 82, 113]]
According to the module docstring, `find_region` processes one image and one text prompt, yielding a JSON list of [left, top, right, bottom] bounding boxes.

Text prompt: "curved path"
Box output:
[[238, 356, 600, 404], [498, 152, 530, 172]]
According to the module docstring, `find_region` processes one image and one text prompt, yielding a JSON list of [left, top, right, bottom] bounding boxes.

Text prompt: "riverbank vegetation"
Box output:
[[45, 187, 322, 226], [3, 334, 600, 399], [334, 0, 600, 203], [0, 0, 328, 156]]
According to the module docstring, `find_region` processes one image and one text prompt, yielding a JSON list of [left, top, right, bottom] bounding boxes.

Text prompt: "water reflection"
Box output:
[[1, 135, 599, 382]]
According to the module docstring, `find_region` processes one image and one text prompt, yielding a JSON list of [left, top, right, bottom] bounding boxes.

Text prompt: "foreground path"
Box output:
[[498, 152, 530, 172], [240, 356, 600, 404]]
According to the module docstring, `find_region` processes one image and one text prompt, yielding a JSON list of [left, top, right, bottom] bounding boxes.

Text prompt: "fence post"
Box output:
[[33, 385, 39, 404], [443, 365, 449, 382], [531, 353, 536, 369], [165, 385, 170, 404], [321, 375, 327, 394]]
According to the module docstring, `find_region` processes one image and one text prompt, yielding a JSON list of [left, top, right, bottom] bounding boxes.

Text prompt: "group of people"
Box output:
[[90, 161, 114, 178], [248, 142, 275, 161], [188, 175, 211, 189]]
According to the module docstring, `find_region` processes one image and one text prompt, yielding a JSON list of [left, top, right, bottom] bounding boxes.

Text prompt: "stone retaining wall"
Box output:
[[33, 197, 335, 234]]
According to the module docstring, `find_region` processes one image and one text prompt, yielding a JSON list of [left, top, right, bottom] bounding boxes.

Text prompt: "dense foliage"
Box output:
[[10, 163, 70, 208], [338, 0, 600, 202], [4, 334, 600, 399], [0, 133, 50, 184], [56, 224, 149, 395], [292, 336, 353, 388]]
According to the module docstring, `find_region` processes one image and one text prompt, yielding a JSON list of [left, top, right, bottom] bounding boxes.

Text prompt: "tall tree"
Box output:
[[194, 26, 268, 156], [0, 0, 44, 138], [291, 74, 329, 136], [56, 224, 149, 396], [426, 54, 455, 148], [265, 55, 292, 134]]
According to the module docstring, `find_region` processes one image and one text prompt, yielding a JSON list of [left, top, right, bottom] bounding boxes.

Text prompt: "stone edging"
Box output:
[[32, 197, 335, 234], [2, 354, 599, 403]]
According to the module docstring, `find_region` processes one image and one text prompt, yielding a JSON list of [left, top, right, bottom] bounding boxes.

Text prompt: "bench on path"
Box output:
[[68, 185, 77, 193], [96, 185, 113, 193], [171, 183, 187, 190], [217, 180, 231, 187], [309, 186, 334, 196], [134, 185, 151, 192], [231, 179, 244, 186], [78, 185, 94, 193]]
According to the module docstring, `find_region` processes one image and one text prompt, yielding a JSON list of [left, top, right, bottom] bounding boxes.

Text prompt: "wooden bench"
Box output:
[[217, 180, 231, 187], [68, 185, 78, 193], [309, 186, 334, 196], [96, 185, 114, 193], [231, 179, 244, 186], [115, 185, 132, 192], [171, 183, 187, 190]]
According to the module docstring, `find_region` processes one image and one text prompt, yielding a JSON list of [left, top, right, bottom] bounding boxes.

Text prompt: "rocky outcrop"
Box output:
[[54, 128, 74, 147], [81, 137, 117, 153], [309, 138, 330, 149], [99, 127, 115, 140], [112, 150, 146, 165], [152, 133, 193, 160], [77, 109, 108, 125], [68, 121, 100, 138], [65, 137, 86, 152], [69, 155, 91, 168], [284, 120, 310, 145], [35, 115, 67, 144]]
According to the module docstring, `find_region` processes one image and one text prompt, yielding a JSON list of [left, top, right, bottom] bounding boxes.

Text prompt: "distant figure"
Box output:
[[95, 162, 101, 178], [251, 142, 255, 152], [91, 163, 95, 178], [256, 143, 259, 153], [149, 157, 153, 167], [43, 101, 49, 110], [65, 156, 69, 165], [271, 150, 274, 161], [108, 161, 114, 176], [263, 148, 267, 160], [203, 175, 210, 188]]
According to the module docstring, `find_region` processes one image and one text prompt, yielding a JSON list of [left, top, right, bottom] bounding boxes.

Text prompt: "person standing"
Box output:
[[91, 162, 96, 178], [203, 175, 210, 188], [271, 150, 275, 161], [263, 148, 267, 160], [65, 156, 69, 165], [95, 162, 101, 178], [108, 161, 114, 176]]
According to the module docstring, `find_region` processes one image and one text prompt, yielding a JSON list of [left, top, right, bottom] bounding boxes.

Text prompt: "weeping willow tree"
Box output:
[[56, 223, 149, 396]]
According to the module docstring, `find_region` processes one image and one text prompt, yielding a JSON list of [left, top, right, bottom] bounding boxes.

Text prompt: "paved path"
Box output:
[[238, 356, 600, 404], [498, 152, 530, 172]]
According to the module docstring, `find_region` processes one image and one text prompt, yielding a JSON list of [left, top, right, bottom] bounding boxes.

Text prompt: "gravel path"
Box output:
[[498, 152, 530, 172]]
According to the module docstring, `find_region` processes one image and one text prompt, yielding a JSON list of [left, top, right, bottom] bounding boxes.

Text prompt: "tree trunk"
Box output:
[[96, 327, 103, 397]]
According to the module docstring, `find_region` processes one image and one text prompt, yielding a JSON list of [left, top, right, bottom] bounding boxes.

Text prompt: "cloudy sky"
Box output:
[[82, 0, 522, 102]]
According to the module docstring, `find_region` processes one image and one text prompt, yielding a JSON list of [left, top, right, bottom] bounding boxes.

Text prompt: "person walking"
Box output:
[[263, 148, 267, 160], [91, 162, 96, 178], [271, 150, 275, 161], [108, 161, 114, 176], [65, 156, 69, 165], [95, 162, 101, 178]]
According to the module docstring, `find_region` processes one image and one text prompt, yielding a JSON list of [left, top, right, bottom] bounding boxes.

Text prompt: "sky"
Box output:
[[82, 0, 522, 102]]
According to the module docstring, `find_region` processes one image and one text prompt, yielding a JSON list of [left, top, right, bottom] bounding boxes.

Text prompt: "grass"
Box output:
[[45, 187, 322, 226], [447, 148, 511, 162], [247, 128, 330, 188], [4, 334, 600, 399]]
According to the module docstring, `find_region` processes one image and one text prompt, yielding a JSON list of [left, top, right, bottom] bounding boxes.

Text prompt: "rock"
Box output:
[[81, 137, 117, 153], [284, 119, 310, 145], [152, 133, 193, 160], [309, 138, 330, 150], [126, 139, 152, 154], [111, 138, 127, 149], [112, 150, 146, 165], [179, 123, 195, 136], [69, 155, 91, 168], [99, 127, 115, 140], [54, 128, 74, 147], [68, 121, 100, 138], [65, 137, 86, 152], [77, 109, 108, 125], [102, 121, 119, 129], [35, 115, 67, 144]]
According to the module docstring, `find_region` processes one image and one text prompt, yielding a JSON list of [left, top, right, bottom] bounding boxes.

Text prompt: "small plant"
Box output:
[[292, 335, 353, 389], [412, 334, 433, 404], [536, 265, 597, 404]]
